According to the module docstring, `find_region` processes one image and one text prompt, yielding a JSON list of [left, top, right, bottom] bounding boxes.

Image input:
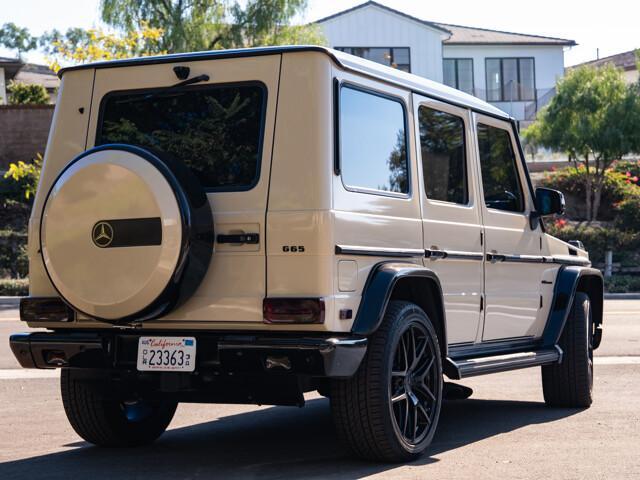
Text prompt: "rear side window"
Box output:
[[339, 86, 408, 195], [477, 123, 524, 212], [418, 107, 467, 204], [97, 83, 266, 190]]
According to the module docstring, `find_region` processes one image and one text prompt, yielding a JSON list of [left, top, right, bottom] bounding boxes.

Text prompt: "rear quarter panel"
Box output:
[[28, 69, 96, 297]]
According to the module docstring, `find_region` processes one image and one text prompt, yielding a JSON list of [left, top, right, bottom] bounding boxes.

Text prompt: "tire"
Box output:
[[61, 369, 178, 447], [541, 292, 593, 408], [330, 301, 443, 462]]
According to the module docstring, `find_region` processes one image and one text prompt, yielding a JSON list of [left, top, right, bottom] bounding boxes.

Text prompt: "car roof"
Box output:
[[58, 45, 510, 120]]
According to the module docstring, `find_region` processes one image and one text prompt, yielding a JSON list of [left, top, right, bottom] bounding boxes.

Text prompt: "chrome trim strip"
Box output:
[[486, 253, 591, 267], [426, 249, 484, 261], [548, 255, 591, 266], [335, 245, 424, 258]]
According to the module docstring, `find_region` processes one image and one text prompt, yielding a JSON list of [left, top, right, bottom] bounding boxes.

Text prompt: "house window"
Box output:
[[336, 47, 411, 73], [485, 58, 535, 102], [443, 59, 474, 95]]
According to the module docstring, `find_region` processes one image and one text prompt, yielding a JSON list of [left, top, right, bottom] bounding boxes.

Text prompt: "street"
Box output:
[[0, 300, 639, 479]]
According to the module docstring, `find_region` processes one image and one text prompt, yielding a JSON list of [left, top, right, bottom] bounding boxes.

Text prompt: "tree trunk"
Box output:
[[585, 173, 593, 222], [591, 174, 605, 222]]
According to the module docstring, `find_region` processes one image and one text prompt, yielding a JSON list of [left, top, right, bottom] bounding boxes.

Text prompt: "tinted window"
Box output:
[[340, 86, 408, 194], [477, 124, 524, 212], [98, 84, 265, 190], [484, 58, 536, 102], [443, 59, 474, 95], [419, 107, 467, 204]]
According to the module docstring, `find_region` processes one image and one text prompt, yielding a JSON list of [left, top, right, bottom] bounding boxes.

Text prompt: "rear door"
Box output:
[[86, 55, 281, 323], [413, 94, 484, 345]]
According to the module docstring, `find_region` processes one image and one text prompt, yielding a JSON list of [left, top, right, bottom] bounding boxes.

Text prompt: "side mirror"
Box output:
[[535, 187, 565, 216]]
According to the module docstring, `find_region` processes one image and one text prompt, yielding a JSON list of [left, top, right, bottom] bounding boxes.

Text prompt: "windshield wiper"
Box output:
[[115, 74, 210, 105]]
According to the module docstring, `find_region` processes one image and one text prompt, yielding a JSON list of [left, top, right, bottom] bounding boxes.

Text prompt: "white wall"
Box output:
[[623, 69, 639, 85], [319, 4, 446, 82], [442, 44, 566, 119], [0, 67, 6, 104]]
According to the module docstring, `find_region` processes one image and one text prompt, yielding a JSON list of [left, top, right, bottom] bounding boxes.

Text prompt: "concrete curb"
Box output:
[[0, 297, 21, 306], [604, 293, 640, 300]]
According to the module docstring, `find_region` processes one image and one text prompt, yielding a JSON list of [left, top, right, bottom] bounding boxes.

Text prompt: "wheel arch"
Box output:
[[542, 266, 604, 349], [351, 262, 447, 357]]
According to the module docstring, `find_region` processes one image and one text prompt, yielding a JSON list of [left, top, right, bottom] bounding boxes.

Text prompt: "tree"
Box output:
[[524, 65, 640, 221], [0, 23, 38, 58], [6, 81, 49, 105], [41, 23, 165, 72], [99, 0, 324, 53]]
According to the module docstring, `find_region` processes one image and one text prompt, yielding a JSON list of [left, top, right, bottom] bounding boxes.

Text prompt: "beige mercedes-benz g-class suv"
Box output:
[[10, 46, 603, 462]]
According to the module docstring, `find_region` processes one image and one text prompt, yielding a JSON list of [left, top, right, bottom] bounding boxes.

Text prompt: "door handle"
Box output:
[[216, 233, 259, 245], [425, 248, 447, 260], [486, 252, 506, 262]]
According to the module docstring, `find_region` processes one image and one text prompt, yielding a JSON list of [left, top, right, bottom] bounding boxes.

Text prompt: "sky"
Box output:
[[0, 0, 638, 67]]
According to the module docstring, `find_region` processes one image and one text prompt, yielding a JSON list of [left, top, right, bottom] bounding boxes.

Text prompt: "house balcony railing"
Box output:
[[461, 85, 556, 121], [524, 87, 556, 120]]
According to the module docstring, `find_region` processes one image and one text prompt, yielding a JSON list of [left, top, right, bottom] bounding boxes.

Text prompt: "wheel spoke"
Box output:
[[418, 356, 435, 380], [408, 390, 420, 407], [400, 336, 408, 373], [391, 370, 407, 377], [409, 327, 417, 368], [418, 403, 431, 426], [411, 334, 427, 370], [392, 391, 407, 404], [416, 381, 437, 402], [412, 402, 418, 442], [402, 397, 409, 436]]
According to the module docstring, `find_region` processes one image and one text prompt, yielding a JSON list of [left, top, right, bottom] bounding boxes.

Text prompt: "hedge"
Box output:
[[604, 275, 640, 293], [0, 278, 28, 296]]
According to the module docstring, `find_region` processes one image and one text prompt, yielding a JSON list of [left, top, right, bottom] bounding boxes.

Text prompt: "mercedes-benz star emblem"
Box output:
[[92, 221, 114, 248]]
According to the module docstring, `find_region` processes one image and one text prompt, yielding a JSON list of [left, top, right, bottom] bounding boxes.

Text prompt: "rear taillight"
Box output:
[[263, 298, 325, 324]]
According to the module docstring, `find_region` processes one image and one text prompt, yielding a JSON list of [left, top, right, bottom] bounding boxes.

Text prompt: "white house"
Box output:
[[315, 1, 576, 124]]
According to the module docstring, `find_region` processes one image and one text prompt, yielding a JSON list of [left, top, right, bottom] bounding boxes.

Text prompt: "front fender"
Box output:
[[542, 266, 604, 349]]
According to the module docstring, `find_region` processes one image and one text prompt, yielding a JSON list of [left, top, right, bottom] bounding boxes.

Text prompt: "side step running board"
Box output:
[[444, 346, 563, 380]]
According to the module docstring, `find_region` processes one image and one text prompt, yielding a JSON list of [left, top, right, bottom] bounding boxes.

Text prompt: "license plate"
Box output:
[[137, 337, 196, 372]]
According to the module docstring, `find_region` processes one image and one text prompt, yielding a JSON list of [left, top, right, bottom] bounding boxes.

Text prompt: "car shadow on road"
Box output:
[[0, 397, 583, 479]]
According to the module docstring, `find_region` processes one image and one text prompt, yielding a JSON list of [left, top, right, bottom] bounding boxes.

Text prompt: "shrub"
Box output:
[[3, 153, 42, 201], [604, 275, 640, 293], [0, 278, 28, 296], [540, 167, 638, 221], [6, 80, 49, 105], [612, 159, 640, 187], [0, 229, 28, 278], [615, 196, 640, 232], [0, 198, 30, 232], [545, 222, 640, 265]]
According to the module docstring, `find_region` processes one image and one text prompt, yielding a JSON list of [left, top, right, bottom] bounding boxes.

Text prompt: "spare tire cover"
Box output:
[[40, 144, 213, 322]]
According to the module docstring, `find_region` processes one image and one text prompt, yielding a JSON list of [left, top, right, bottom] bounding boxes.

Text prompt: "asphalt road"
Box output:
[[1, 300, 639, 479]]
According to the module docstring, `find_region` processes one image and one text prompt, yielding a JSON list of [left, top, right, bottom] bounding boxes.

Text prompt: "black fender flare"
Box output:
[[350, 262, 447, 354], [542, 266, 604, 349]]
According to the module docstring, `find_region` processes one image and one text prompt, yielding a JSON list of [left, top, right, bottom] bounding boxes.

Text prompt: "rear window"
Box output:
[[339, 85, 409, 195], [97, 83, 266, 190]]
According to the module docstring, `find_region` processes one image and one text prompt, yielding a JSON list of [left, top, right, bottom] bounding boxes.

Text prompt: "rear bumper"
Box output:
[[9, 331, 367, 378]]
